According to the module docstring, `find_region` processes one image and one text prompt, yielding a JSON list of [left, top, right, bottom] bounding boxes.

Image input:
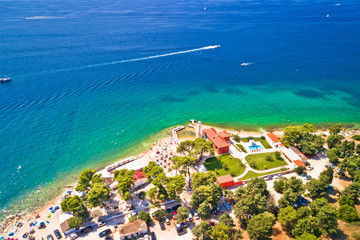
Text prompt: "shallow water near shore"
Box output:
[[1, 0, 360, 225]]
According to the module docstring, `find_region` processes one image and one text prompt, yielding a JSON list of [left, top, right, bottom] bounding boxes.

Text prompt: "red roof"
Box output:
[[203, 128, 230, 148], [267, 133, 281, 143], [293, 160, 305, 167], [133, 170, 146, 182], [217, 131, 230, 139], [216, 175, 234, 184]]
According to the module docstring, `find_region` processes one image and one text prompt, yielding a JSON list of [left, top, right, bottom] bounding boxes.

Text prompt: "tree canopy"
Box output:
[[85, 182, 110, 208], [114, 169, 135, 200], [191, 221, 212, 240], [190, 172, 223, 208], [247, 213, 275, 240], [280, 124, 323, 155], [75, 169, 96, 191]]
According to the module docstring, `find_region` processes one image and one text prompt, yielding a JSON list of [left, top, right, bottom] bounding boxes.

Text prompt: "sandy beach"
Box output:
[[1, 132, 176, 239]]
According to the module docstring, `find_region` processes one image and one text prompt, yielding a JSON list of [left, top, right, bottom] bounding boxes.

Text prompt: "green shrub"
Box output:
[[233, 135, 241, 142], [352, 232, 360, 240], [265, 155, 274, 162], [352, 135, 360, 141], [338, 204, 360, 223], [274, 151, 282, 160], [295, 166, 305, 175]]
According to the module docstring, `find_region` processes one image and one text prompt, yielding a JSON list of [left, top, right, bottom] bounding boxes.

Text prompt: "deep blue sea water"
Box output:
[[0, 0, 360, 222]]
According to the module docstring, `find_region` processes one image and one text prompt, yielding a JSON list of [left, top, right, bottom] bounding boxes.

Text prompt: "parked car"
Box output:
[[218, 203, 224, 212], [69, 233, 77, 239], [180, 222, 188, 228], [105, 236, 113, 240], [306, 166, 313, 171], [99, 229, 112, 238], [305, 175, 312, 180], [166, 208, 172, 213], [188, 211, 193, 221], [47, 235, 54, 240], [328, 185, 334, 192], [301, 172, 307, 177], [98, 220, 107, 227], [165, 218, 170, 225], [151, 232, 157, 240], [223, 202, 230, 211], [193, 209, 199, 219], [144, 234, 150, 240], [159, 221, 166, 230], [173, 211, 177, 219], [176, 228, 187, 236], [54, 229, 61, 239], [211, 207, 219, 215], [175, 222, 187, 230], [209, 221, 216, 227], [274, 174, 282, 179]]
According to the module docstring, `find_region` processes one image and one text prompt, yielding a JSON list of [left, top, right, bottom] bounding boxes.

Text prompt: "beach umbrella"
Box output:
[[29, 229, 35, 234], [47, 214, 51, 218], [49, 207, 53, 211]]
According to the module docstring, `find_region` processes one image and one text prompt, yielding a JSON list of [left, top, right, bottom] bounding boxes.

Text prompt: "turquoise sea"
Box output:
[[0, 0, 360, 223]]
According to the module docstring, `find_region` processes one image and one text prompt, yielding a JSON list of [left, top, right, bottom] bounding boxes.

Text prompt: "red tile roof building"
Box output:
[[216, 175, 234, 188], [265, 133, 281, 148], [132, 170, 147, 189], [202, 128, 231, 154]]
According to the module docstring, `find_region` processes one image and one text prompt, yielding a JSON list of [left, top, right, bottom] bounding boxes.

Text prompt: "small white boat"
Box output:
[[241, 62, 250, 67], [0, 66, 11, 83]]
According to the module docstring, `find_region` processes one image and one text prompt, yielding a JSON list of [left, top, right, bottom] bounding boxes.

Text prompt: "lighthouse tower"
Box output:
[[197, 121, 202, 137]]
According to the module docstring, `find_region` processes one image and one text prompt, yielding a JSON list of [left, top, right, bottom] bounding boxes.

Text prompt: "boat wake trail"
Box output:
[[62, 45, 220, 72], [21, 45, 220, 77]]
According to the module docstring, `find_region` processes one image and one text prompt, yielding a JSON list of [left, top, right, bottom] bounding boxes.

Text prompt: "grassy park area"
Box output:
[[204, 154, 245, 177], [245, 152, 287, 170]]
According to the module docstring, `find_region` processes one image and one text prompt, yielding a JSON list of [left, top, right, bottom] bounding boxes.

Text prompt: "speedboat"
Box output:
[[0, 77, 11, 83]]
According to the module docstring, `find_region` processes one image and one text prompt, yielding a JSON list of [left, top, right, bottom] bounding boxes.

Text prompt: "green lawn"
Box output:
[[204, 154, 246, 177], [245, 152, 287, 170], [256, 138, 272, 149], [236, 144, 247, 153], [238, 169, 282, 180]]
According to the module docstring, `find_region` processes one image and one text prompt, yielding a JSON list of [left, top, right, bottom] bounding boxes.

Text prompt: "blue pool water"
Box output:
[[249, 145, 264, 151]]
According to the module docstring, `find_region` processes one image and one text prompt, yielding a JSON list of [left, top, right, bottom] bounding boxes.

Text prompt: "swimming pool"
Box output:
[[249, 145, 264, 151]]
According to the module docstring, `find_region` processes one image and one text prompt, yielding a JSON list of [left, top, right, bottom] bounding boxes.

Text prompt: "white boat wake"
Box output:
[[22, 45, 220, 76], [25, 16, 65, 20], [70, 44, 221, 71]]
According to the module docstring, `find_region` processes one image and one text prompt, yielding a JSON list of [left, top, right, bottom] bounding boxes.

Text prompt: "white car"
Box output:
[[188, 212, 193, 221], [65, 234, 77, 240], [144, 234, 150, 240], [274, 174, 282, 179], [306, 166, 313, 171], [193, 211, 199, 220]]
